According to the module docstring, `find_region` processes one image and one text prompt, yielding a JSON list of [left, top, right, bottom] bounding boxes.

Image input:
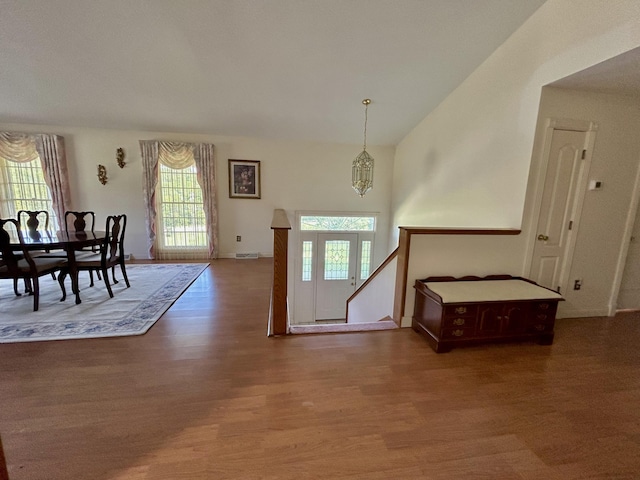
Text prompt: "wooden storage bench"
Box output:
[[412, 275, 563, 353]]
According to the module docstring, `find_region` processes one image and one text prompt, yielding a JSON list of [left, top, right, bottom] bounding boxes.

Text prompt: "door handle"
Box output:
[[537, 234, 549, 241]]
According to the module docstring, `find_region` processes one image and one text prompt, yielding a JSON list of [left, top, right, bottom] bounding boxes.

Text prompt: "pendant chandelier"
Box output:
[[352, 98, 374, 197]]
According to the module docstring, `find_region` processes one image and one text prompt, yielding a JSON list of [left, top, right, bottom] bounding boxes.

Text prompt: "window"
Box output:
[[156, 163, 207, 258], [0, 154, 58, 230], [324, 240, 351, 280], [140, 140, 216, 260], [302, 241, 313, 281], [300, 215, 375, 231], [360, 240, 372, 280]]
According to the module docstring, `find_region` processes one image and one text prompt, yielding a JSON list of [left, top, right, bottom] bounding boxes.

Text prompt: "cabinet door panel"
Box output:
[[478, 305, 502, 336], [503, 305, 527, 334]]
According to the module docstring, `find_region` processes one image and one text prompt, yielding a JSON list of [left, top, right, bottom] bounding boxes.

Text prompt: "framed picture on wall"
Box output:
[[228, 159, 261, 199]]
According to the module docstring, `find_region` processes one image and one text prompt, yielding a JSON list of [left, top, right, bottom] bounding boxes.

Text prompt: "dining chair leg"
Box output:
[[31, 276, 40, 311], [120, 261, 130, 288], [58, 271, 68, 302], [101, 268, 114, 298], [89, 270, 95, 287], [111, 266, 119, 284], [13, 279, 22, 296]]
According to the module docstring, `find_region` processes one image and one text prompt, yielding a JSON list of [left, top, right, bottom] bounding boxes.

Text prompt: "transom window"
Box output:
[[300, 215, 375, 231]]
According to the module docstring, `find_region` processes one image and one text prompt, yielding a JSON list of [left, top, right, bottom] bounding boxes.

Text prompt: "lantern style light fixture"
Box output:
[[352, 98, 374, 197]]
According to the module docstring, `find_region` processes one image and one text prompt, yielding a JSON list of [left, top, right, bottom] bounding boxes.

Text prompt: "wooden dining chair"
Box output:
[[17, 210, 50, 241], [63, 210, 102, 283], [65, 211, 96, 240], [16, 209, 64, 285], [0, 218, 67, 311], [58, 214, 130, 300]]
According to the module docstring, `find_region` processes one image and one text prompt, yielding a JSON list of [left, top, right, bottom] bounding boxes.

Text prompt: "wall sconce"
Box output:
[[97, 164, 108, 185], [116, 147, 126, 168]]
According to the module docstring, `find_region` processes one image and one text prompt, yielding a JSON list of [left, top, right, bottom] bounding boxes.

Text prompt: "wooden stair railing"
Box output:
[[270, 209, 291, 335], [346, 247, 398, 323]]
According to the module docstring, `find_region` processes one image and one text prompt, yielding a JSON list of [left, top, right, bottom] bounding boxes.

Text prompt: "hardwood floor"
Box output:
[[1, 258, 640, 479]]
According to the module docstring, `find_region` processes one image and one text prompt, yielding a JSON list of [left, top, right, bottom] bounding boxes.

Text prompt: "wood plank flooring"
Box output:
[[1, 258, 640, 479]]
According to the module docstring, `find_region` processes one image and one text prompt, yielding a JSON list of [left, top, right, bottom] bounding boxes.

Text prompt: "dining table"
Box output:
[[16, 230, 107, 305]]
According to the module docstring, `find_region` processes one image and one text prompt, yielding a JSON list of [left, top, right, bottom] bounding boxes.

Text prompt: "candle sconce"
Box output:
[[116, 147, 126, 168], [98, 164, 108, 185]]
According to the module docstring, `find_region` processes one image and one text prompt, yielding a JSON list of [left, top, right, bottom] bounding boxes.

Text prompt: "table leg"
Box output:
[[66, 248, 82, 305]]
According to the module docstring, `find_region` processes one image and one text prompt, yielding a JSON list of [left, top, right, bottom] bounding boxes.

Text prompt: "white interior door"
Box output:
[[315, 233, 357, 320], [530, 129, 589, 292]]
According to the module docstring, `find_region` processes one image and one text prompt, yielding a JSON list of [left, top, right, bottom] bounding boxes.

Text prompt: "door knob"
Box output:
[[537, 234, 549, 241]]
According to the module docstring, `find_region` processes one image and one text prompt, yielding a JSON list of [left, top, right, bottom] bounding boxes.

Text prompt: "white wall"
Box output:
[[402, 234, 525, 326], [390, 0, 640, 323], [0, 123, 395, 261], [348, 256, 396, 324], [392, 0, 640, 237]]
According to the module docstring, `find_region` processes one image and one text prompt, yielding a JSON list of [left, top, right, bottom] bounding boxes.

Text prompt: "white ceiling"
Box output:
[[0, 0, 547, 146], [551, 46, 640, 98]]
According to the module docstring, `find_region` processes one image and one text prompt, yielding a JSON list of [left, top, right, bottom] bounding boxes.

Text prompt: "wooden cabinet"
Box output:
[[412, 275, 562, 353]]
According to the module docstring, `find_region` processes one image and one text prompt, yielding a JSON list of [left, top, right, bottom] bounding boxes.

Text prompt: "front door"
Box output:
[[530, 129, 589, 292], [315, 233, 358, 321]]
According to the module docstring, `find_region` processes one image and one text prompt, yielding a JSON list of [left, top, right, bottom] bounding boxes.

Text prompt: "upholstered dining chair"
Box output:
[[58, 214, 130, 299], [0, 218, 67, 311]]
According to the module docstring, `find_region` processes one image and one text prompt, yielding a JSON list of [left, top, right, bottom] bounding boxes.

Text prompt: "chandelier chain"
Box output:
[[363, 102, 368, 151]]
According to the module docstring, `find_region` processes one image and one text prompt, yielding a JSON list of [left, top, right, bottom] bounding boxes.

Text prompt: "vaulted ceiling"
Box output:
[[0, 0, 548, 145]]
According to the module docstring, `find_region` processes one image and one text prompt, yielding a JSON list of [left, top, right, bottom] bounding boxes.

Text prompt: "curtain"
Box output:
[[34, 134, 72, 224], [193, 143, 218, 259], [140, 140, 218, 260], [139, 140, 160, 259], [0, 132, 71, 224]]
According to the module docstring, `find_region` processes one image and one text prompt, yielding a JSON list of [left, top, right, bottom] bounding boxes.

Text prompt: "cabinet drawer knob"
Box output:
[[455, 307, 467, 315], [453, 318, 465, 326], [452, 329, 464, 337], [537, 314, 547, 321]]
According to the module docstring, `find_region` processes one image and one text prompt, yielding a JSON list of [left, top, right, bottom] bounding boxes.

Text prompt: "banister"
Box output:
[[346, 247, 398, 306], [270, 209, 291, 335], [345, 247, 398, 324]]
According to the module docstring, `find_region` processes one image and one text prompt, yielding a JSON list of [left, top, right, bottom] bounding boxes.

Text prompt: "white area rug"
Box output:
[[0, 263, 208, 343]]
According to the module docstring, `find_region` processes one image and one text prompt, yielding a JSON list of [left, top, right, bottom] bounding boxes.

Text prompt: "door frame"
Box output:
[[291, 211, 378, 325], [609, 156, 640, 314], [523, 117, 598, 295]]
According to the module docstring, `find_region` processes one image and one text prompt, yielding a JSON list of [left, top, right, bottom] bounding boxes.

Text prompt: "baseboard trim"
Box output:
[[557, 308, 611, 319]]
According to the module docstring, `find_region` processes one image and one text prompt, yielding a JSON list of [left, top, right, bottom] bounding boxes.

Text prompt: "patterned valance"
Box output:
[[158, 141, 195, 169], [0, 132, 39, 163]]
